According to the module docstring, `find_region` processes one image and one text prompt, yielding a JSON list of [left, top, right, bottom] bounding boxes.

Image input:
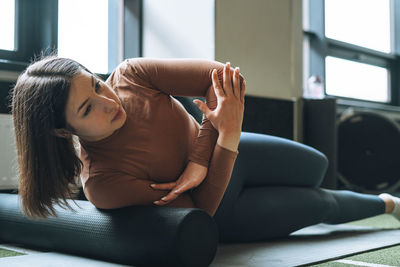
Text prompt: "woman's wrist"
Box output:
[[217, 132, 240, 152]]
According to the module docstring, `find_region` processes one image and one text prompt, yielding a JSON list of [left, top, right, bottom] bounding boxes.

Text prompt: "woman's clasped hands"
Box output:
[[195, 62, 246, 143], [151, 62, 246, 206]]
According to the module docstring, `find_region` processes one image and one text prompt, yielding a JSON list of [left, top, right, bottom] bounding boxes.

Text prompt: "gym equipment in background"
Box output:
[[337, 109, 400, 193]]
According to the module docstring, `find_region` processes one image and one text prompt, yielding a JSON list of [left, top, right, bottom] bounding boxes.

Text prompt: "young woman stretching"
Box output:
[[11, 56, 400, 242]]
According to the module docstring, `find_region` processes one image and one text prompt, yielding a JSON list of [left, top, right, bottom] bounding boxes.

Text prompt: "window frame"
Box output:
[[0, 0, 142, 75], [0, 0, 142, 114], [0, 0, 58, 72], [305, 0, 400, 110]]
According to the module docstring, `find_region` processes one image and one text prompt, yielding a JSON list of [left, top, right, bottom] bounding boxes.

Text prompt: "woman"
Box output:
[[11, 56, 400, 242]]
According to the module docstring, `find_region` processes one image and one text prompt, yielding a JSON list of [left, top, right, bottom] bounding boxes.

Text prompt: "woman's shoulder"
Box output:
[[107, 58, 164, 96], [110, 58, 150, 78]]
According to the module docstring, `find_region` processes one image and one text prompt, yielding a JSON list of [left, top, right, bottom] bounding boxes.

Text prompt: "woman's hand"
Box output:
[[151, 161, 208, 205], [193, 62, 246, 151]]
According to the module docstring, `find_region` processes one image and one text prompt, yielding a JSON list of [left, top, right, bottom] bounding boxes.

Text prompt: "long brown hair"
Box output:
[[11, 56, 88, 218]]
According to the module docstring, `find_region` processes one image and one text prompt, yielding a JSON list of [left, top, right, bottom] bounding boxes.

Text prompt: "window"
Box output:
[[325, 0, 391, 53], [0, 0, 59, 71], [325, 56, 389, 102], [304, 0, 400, 107], [0, 0, 142, 75], [58, 0, 142, 75], [58, 0, 111, 74], [0, 0, 15, 51]]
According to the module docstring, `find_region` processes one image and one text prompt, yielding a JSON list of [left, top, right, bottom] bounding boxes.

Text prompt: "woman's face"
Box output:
[[64, 70, 127, 142]]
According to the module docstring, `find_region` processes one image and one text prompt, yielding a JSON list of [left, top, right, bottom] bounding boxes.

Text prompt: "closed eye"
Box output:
[[95, 80, 101, 93], [83, 80, 102, 117], [83, 104, 91, 117]]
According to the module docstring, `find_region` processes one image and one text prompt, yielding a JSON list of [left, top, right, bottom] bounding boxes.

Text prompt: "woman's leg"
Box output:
[[216, 187, 385, 242], [214, 132, 386, 242], [214, 132, 330, 221], [237, 132, 328, 188]]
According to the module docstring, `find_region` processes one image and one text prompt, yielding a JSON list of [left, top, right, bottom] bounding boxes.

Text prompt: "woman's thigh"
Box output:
[[236, 132, 328, 188], [214, 132, 329, 229]]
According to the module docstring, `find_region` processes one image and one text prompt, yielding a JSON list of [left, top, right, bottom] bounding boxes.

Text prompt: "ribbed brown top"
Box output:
[[79, 58, 239, 216]]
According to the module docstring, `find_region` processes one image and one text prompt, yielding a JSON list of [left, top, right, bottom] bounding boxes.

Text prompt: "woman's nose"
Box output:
[[98, 96, 117, 113]]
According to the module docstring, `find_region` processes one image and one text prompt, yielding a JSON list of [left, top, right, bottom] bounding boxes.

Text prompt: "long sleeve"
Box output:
[[83, 143, 238, 217], [117, 58, 243, 167], [191, 144, 239, 216], [82, 58, 242, 216], [83, 171, 196, 210]]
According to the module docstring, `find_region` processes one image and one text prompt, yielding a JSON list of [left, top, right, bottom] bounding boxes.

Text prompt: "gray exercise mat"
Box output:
[[0, 252, 130, 267], [2, 223, 400, 267], [211, 223, 400, 267]]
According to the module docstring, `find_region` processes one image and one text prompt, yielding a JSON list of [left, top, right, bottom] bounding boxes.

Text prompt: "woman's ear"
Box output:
[[53, 128, 72, 139]]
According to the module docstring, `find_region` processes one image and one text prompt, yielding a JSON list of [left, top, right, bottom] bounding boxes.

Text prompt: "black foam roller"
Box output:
[[0, 193, 218, 266]]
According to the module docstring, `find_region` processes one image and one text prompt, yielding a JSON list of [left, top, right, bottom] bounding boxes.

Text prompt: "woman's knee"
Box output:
[[239, 132, 328, 165], [238, 132, 329, 186], [304, 146, 329, 185]]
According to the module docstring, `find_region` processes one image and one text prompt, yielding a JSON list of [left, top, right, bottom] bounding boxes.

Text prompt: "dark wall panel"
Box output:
[[242, 95, 294, 140], [0, 82, 14, 114], [303, 97, 337, 189]]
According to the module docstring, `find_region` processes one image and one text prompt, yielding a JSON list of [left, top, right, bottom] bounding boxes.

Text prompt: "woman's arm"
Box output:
[[119, 58, 244, 168], [190, 143, 239, 216], [153, 63, 245, 216], [190, 63, 244, 215], [83, 172, 195, 210]]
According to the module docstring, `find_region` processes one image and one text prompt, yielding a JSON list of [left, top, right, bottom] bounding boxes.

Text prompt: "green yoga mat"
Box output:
[[311, 245, 400, 267], [347, 213, 400, 229], [0, 248, 24, 258], [312, 215, 400, 267]]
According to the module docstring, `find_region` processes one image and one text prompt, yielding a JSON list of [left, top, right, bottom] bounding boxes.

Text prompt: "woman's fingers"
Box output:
[[240, 80, 246, 104], [154, 182, 191, 205], [212, 69, 225, 97], [233, 67, 240, 98], [223, 63, 233, 97], [154, 190, 179, 205], [193, 99, 211, 117], [150, 182, 176, 190]]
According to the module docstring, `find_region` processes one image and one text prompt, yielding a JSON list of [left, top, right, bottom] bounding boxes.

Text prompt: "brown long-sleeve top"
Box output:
[[79, 58, 240, 216]]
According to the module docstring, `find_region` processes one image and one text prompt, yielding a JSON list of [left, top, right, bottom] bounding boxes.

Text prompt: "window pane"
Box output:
[[58, 0, 108, 74], [326, 56, 389, 102], [325, 0, 391, 53], [0, 0, 15, 51]]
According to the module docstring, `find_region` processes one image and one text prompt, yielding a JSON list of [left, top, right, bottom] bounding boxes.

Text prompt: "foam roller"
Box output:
[[0, 193, 218, 266]]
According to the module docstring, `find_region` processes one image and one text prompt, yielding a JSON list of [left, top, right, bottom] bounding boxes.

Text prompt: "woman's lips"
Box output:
[[112, 107, 122, 122]]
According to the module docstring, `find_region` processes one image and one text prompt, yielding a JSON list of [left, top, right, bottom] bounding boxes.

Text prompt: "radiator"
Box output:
[[0, 114, 18, 189]]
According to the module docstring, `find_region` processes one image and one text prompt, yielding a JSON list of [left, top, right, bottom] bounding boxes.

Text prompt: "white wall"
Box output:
[[0, 114, 18, 189], [142, 0, 215, 59], [143, 0, 303, 100], [215, 0, 303, 100]]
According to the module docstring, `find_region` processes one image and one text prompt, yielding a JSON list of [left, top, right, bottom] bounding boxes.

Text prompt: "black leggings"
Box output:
[[214, 132, 385, 242]]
